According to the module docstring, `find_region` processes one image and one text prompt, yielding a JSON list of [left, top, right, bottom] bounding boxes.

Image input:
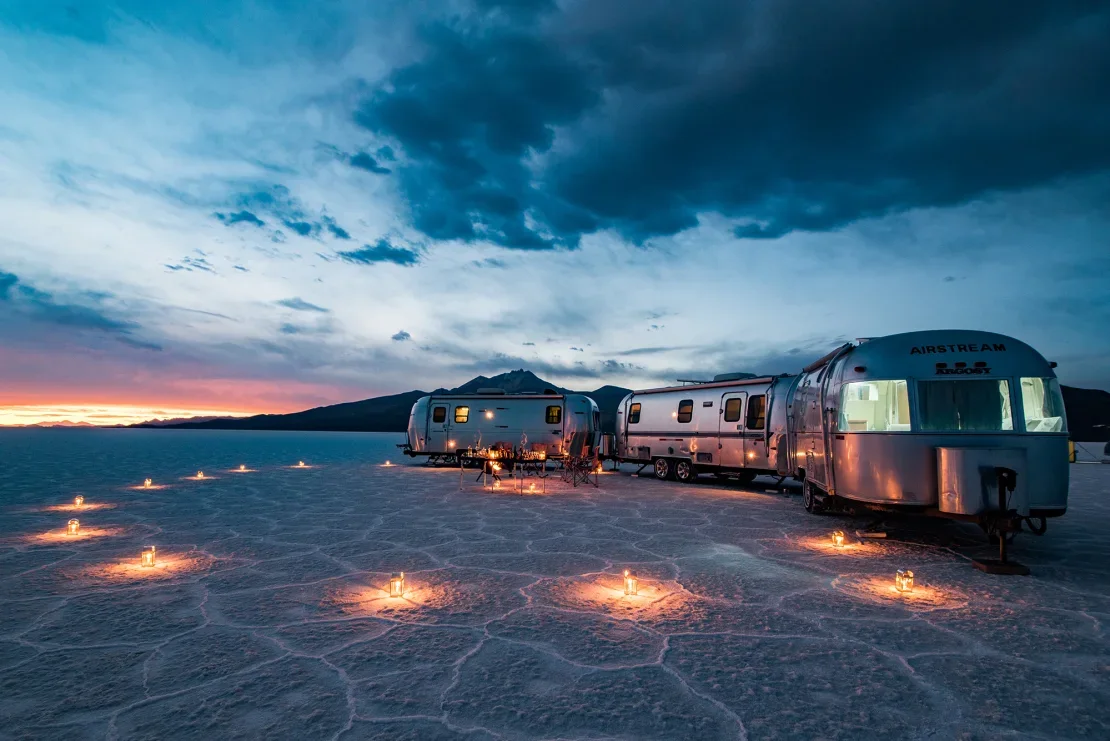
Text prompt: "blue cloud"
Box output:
[[350, 152, 391, 175], [0, 269, 161, 350], [337, 239, 420, 266], [277, 297, 329, 313], [215, 210, 265, 227], [322, 216, 351, 240], [392, 330, 412, 341], [283, 220, 318, 237]]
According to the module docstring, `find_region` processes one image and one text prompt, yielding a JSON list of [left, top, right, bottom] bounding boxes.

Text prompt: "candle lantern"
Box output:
[[384, 460, 392, 467], [239, 464, 247, 471], [67, 519, 80, 536], [831, 530, 845, 547], [197, 471, 206, 479], [74, 495, 84, 507], [141, 546, 156, 568], [389, 572, 405, 598], [529, 482, 536, 493], [297, 461, 306, 468], [895, 569, 915, 593], [485, 410, 493, 419], [623, 569, 638, 596], [144, 478, 153, 488]]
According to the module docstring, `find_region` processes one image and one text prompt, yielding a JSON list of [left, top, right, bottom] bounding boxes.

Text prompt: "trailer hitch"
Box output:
[[972, 466, 1030, 575]]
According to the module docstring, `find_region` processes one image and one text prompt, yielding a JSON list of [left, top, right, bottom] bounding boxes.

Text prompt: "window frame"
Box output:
[[432, 406, 447, 424], [545, 405, 562, 425], [454, 406, 470, 424], [677, 399, 694, 424], [915, 378, 1014, 433], [746, 394, 766, 430], [838, 379, 913, 433], [723, 397, 743, 423], [628, 402, 641, 424]]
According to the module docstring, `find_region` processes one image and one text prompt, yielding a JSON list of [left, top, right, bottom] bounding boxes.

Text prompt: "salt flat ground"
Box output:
[[1, 431, 1109, 740]]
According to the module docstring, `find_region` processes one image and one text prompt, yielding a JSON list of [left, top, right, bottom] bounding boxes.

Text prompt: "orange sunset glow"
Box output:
[[0, 405, 256, 427]]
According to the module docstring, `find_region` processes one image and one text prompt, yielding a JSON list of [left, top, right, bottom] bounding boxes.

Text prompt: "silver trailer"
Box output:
[[617, 329, 1069, 536], [615, 373, 800, 483], [789, 330, 1068, 531], [405, 390, 600, 460]]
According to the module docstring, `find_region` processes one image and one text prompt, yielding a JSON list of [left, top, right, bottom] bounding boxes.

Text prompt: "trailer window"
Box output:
[[1020, 378, 1067, 432], [746, 395, 766, 430], [917, 380, 1013, 432], [432, 406, 447, 424], [546, 405, 562, 424], [723, 398, 743, 422], [454, 406, 470, 424], [628, 403, 641, 424], [839, 380, 911, 432], [677, 400, 693, 423]]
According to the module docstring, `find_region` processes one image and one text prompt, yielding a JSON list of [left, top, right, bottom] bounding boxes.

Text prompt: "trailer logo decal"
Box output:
[[910, 342, 1006, 355]]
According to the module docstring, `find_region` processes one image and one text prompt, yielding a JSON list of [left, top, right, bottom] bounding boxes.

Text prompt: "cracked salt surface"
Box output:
[[1, 430, 1109, 740]]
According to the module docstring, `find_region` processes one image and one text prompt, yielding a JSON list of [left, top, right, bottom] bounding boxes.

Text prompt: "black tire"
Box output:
[[802, 480, 824, 514], [674, 459, 696, 482], [653, 457, 671, 480]]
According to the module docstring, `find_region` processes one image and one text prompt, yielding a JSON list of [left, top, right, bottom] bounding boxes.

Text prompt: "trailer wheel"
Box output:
[[674, 459, 695, 483], [802, 480, 824, 514], [653, 457, 671, 480]]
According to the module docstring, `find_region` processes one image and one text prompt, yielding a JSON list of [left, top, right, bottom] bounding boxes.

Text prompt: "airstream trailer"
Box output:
[[404, 389, 600, 461], [615, 373, 799, 483], [617, 329, 1069, 536], [789, 330, 1068, 534]]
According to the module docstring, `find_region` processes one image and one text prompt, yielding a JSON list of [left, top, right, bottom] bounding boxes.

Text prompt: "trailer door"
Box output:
[[426, 403, 451, 452], [718, 392, 747, 468]]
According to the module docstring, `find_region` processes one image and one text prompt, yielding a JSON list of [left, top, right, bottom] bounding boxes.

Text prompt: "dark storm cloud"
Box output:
[[0, 269, 161, 350], [217, 184, 351, 242], [392, 330, 412, 341], [337, 239, 420, 266], [356, 1, 1110, 247], [349, 151, 392, 174], [276, 297, 329, 313]]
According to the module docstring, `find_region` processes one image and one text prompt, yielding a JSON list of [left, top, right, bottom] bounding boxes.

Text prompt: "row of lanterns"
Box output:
[[140, 461, 310, 488], [60, 460, 314, 568], [829, 529, 915, 593]]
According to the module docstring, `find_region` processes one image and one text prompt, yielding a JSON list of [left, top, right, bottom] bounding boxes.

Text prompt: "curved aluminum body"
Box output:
[[793, 330, 1068, 516], [615, 377, 790, 474], [407, 393, 599, 458]]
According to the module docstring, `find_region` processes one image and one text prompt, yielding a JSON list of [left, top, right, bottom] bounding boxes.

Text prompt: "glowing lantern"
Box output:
[[746, 451, 756, 460], [623, 569, 638, 596], [529, 482, 536, 493], [448, 440, 457, 449], [485, 410, 494, 419], [144, 478, 153, 488], [74, 495, 84, 507], [594, 463, 603, 474], [389, 572, 405, 598], [493, 480, 501, 490], [297, 461, 306, 468], [67, 519, 80, 536], [895, 569, 915, 593], [141, 546, 156, 568], [196, 471, 205, 479], [384, 460, 393, 467], [831, 530, 845, 547], [239, 464, 247, 472]]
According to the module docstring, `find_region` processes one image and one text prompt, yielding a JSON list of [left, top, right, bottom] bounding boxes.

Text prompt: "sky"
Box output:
[[1, 1, 1108, 425]]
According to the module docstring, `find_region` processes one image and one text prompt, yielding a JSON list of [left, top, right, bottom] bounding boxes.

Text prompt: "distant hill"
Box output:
[[150, 370, 634, 435], [1062, 385, 1110, 442], [140, 372, 1110, 440]]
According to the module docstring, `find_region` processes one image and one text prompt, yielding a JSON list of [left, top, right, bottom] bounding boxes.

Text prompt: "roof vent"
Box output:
[[712, 372, 757, 382], [476, 388, 507, 394]]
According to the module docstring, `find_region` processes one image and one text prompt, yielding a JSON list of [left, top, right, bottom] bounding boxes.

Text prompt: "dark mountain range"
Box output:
[[147, 370, 634, 435], [140, 371, 1110, 441]]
